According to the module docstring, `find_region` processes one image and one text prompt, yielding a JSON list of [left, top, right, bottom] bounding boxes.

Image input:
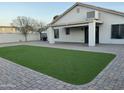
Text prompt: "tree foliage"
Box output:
[[12, 16, 45, 41]]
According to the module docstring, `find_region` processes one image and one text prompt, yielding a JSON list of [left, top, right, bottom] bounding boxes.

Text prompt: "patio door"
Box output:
[[96, 26, 99, 44], [84, 26, 88, 44], [84, 26, 99, 44]]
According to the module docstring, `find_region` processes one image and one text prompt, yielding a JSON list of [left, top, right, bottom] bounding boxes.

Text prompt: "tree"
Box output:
[[12, 16, 38, 41]]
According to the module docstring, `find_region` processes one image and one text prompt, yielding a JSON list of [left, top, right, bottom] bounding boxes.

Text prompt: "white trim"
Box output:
[[53, 23, 88, 29]]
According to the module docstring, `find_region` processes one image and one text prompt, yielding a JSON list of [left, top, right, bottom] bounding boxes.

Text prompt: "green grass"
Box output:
[[0, 45, 115, 85]]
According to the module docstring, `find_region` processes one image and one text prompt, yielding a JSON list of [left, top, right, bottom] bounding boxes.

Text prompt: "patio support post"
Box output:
[[48, 27, 55, 44], [88, 20, 96, 46]]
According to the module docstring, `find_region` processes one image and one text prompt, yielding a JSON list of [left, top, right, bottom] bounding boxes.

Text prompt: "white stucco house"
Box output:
[[47, 2, 124, 46]]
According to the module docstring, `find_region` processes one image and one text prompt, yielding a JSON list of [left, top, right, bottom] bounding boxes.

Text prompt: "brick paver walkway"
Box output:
[[0, 41, 124, 90]]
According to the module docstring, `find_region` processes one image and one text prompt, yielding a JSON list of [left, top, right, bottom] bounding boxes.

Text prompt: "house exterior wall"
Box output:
[[0, 27, 16, 33], [53, 6, 94, 25], [99, 11, 124, 44], [53, 27, 85, 43], [50, 6, 93, 43], [0, 33, 40, 43]]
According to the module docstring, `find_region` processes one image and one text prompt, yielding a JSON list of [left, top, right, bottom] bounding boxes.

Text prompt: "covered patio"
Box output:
[[48, 19, 103, 46]]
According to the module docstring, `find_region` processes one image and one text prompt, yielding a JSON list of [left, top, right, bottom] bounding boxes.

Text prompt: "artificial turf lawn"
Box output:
[[0, 45, 115, 85]]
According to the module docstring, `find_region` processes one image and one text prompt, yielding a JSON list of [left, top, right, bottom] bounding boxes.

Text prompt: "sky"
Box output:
[[0, 2, 124, 25]]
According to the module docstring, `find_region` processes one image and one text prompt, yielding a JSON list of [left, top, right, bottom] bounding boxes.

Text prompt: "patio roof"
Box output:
[[52, 20, 103, 28]]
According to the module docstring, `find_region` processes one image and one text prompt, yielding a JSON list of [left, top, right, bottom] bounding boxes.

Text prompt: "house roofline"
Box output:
[[50, 2, 124, 25], [50, 3, 78, 25]]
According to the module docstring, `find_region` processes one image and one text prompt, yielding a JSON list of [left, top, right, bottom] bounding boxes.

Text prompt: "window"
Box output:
[[76, 8, 80, 13], [111, 24, 124, 39], [54, 29, 59, 39], [87, 11, 95, 18], [65, 28, 70, 35], [120, 24, 124, 38]]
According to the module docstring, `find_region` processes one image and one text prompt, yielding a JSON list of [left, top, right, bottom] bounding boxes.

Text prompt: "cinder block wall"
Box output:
[[0, 33, 40, 43]]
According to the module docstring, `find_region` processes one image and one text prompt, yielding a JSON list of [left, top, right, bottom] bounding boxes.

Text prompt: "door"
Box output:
[[84, 26, 88, 44], [96, 26, 99, 44]]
